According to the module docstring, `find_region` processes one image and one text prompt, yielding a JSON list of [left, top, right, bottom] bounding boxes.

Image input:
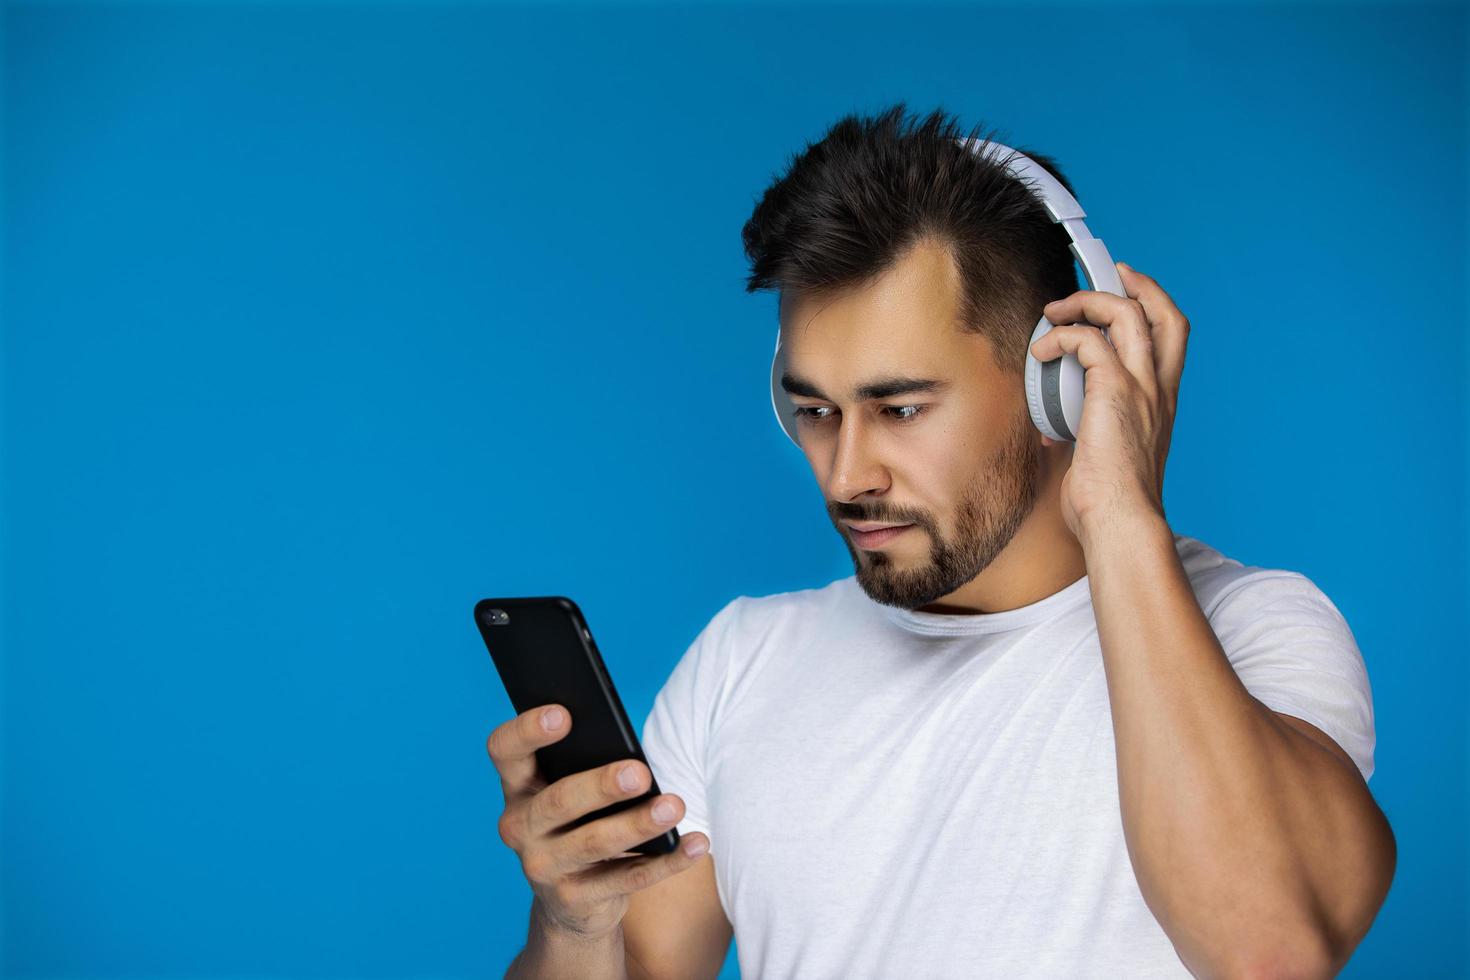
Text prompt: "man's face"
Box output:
[[779, 237, 1044, 611]]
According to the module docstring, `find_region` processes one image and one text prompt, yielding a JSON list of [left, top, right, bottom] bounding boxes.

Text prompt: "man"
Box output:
[[492, 103, 1395, 979]]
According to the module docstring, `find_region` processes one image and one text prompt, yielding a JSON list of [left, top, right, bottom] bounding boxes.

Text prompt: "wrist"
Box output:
[[1078, 503, 1171, 554], [533, 897, 624, 952]]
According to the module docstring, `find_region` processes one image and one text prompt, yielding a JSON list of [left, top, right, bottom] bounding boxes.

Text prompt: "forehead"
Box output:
[[779, 238, 993, 386]]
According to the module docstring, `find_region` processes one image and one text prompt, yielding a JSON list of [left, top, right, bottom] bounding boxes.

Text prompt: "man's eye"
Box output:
[[792, 405, 929, 425], [792, 406, 834, 424]]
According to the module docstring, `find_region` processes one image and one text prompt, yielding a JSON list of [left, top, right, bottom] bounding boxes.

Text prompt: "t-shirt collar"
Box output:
[[869, 572, 1093, 635]]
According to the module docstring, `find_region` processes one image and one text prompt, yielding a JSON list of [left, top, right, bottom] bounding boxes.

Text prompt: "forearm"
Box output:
[[1079, 509, 1385, 977], [505, 896, 629, 980]]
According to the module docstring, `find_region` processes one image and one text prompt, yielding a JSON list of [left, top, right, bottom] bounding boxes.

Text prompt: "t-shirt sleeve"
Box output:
[[1208, 571, 1376, 782], [639, 596, 744, 840]]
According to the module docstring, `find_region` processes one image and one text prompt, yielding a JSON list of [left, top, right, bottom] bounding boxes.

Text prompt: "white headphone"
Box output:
[[769, 138, 1126, 447]]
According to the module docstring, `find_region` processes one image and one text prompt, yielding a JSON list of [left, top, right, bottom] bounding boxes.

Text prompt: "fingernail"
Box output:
[[618, 764, 641, 791], [683, 837, 708, 857], [652, 799, 676, 823], [541, 707, 564, 731]]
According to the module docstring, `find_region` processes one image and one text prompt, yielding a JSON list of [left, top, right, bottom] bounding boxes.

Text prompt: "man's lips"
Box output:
[[845, 522, 916, 549], [843, 521, 913, 532]]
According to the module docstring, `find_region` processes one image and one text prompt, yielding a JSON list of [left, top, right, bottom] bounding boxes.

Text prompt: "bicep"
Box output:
[[623, 852, 732, 980]]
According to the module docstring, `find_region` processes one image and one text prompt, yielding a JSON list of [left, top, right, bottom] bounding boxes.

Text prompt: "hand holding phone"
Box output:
[[486, 704, 711, 941], [476, 596, 712, 942]]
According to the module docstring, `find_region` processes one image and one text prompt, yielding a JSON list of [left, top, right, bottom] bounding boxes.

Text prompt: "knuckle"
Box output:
[[623, 861, 658, 892], [549, 879, 581, 911], [521, 850, 555, 885], [498, 809, 523, 849], [485, 727, 507, 763], [578, 823, 616, 863], [543, 779, 571, 817]]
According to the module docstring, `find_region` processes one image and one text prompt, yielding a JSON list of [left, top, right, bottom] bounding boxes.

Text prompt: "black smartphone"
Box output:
[[473, 595, 678, 857]]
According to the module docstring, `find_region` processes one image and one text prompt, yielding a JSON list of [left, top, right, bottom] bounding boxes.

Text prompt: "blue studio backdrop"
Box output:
[[2, 2, 1465, 977]]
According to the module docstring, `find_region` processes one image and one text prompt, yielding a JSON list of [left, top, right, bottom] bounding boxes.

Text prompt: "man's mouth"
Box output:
[[844, 522, 916, 549]]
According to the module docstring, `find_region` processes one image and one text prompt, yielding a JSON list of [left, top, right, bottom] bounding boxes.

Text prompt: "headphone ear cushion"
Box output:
[[770, 337, 802, 448], [1026, 316, 1067, 441]]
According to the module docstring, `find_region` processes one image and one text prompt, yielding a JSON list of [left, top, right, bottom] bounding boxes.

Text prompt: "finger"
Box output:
[[528, 757, 652, 839], [486, 704, 571, 800], [1030, 325, 1125, 388], [549, 791, 687, 876], [578, 833, 713, 904], [1117, 262, 1189, 408], [1042, 286, 1156, 397]]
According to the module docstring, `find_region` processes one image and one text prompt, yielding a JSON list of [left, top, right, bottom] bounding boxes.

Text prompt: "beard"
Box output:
[[838, 405, 1042, 611]]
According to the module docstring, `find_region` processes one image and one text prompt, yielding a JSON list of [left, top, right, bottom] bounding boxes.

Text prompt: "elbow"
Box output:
[[1174, 919, 1336, 980], [1230, 799, 1398, 979], [1221, 931, 1338, 980], [1179, 908, 1344, 980]]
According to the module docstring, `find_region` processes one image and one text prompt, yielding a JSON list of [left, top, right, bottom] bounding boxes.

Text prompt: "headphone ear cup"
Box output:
[[1026, 316, 1065, 441], [1025, 315, 1087, 443], [770, 336, 802, 448]]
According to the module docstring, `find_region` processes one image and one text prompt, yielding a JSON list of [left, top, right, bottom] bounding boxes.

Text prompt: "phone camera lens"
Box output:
[[489, 609, 509, 625]]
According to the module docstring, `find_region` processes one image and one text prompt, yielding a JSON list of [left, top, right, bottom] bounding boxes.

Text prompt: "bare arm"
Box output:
[[622, 849, 731, 980], [1080, 510, 1395, 977], [505, 896, 628, 980]]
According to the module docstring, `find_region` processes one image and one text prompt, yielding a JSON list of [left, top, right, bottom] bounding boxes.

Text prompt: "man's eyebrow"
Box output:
[[779, 372, 952, 402]]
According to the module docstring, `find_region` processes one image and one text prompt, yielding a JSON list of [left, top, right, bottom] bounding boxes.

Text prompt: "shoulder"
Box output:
[[688, 576, 860, 673], [1172, 533, 1347, 626], [720, 575, 858, 636], [1173, 533, 1375, 780]]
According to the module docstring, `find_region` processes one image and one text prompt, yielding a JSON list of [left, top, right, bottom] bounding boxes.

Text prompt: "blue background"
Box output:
[[2, 1, 1465, 976]]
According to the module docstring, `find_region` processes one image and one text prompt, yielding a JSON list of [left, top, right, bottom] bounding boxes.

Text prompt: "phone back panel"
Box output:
[[474, 595, 676, 856]]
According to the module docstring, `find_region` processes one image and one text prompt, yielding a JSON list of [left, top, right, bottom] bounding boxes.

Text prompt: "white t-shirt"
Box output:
[[639, 533, 1375, 978]]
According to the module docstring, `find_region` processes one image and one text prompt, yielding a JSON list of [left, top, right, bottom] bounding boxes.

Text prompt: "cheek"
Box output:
[[926, 414, 986, 480], [902, 421, 981, 517], [927, 406, 1022, 501]]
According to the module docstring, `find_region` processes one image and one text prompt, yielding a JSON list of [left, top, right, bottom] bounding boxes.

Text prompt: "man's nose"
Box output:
[[827, 414, 889, 501]]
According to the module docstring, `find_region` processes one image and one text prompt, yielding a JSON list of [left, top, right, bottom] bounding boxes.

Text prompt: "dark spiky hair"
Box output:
[[741, 103, 1081, 378]]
